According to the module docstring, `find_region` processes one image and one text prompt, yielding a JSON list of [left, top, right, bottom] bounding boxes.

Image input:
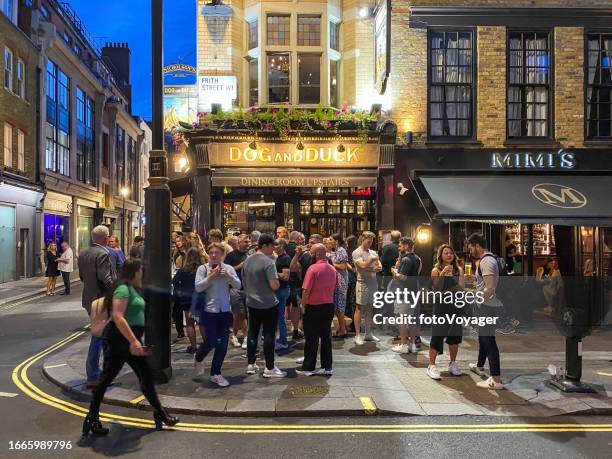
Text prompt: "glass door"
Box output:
[[0, 206, 16, 283]]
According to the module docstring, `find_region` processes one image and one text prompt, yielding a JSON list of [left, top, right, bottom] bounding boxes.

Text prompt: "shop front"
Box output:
[[43, 191, 73, 251], [182, 126, 396, 238], [396, 147, 612, 391]]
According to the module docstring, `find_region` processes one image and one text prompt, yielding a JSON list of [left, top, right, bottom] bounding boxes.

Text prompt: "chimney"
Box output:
[[102, 42, 133, 112]]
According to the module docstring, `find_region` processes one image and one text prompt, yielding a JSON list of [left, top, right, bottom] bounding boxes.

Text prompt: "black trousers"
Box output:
[[247, 307, 277, 370], [302, 303, 334, 371], [61, 271, 71, 293], [88, 323, 162, 418], [172, 300, 185, 336]]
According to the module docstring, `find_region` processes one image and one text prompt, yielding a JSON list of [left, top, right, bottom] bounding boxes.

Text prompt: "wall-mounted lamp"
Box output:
[[416, 224, 431, 244], [358, 7, 369, 19], [249, 140, 257, 150], [370, 103, 382, 115], [296, 140, 304, 151], [404, 131, 413, 145]]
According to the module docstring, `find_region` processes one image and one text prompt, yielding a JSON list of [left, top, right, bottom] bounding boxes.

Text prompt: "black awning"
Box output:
[[410, 173, 612, 227]]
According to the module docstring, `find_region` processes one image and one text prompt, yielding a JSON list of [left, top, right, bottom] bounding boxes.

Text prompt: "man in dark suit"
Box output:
[[78, 225, 117, 388]]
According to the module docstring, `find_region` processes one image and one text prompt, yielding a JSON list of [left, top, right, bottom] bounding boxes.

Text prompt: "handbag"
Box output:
[[90, 297, 109, 337], [189, 265, 207, 322]]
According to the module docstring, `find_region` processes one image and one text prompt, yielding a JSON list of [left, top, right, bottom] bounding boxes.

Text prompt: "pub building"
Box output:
[[177, 121, 397, 237]]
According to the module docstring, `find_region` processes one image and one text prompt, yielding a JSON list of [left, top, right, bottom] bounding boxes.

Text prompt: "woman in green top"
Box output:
[[81, 259, 178, 441]]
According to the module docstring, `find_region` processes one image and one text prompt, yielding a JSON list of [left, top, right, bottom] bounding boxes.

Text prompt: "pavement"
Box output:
[[0, 273, 80, 308], [43, 328, 612, 418]]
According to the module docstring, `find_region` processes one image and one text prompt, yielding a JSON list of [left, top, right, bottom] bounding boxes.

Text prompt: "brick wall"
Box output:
[[0, 15, 38, 181], [477, 26, 506, 148], [555, 27, 584, 145]]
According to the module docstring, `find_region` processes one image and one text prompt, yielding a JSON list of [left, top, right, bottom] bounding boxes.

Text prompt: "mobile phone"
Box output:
[[211, 264, 219, 269]]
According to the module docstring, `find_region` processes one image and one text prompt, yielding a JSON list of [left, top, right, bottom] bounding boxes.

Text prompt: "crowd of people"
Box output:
[[167, 226, 507, 391], [74, 224, 510, 440]]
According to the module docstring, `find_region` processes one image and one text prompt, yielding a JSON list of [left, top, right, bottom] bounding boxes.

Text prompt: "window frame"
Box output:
[[16, 128, 24, 171], [297, 53, 322, 104], [330, 20, 340, 52], [297, 14, 322, 47], [247, 19, 258, 50], [3, 122, 12, 168], [45, 60, 70, 176], [267, 51, 291, 104], [1, 0, 17, 24], [4, 46, 13, 92], [426, 28, 477, 141], [266, 14, 291, 46], [506, 29, 554, 140], [248, 58, 258, 107], [584, 30, 612, 141], [16, 58, 24, 99]]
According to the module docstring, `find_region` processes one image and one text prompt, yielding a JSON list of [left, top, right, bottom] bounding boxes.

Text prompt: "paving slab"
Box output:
[[275, 397, 366, 416], [420, 402, 484, 416], [225, 398, 276, 416]]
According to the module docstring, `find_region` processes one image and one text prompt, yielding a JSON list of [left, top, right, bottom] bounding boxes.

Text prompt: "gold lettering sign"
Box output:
[[531, 183, 587, 209], [208, 142, 379, 169], [212, 176, 377, 188]]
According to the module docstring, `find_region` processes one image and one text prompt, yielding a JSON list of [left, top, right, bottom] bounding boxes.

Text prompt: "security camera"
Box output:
[[397, 182, 409, 196]]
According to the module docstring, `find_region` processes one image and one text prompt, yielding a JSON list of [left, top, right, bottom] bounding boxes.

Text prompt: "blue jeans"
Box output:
[[196, 311, 233, 375], [276, 286, 290, 345], [86, 335, 103, 381]]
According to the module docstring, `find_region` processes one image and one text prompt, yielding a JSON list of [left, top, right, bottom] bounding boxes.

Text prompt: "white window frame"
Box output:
[[16, 128, 24, 170], [16, 58, 24, 99], [1, 0, 17, 25], [3, 122, 13, 168], [4, 46, 13, 92], [259, 10, 328, 107]]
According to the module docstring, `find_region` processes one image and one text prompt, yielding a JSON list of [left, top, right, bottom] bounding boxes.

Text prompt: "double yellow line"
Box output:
[[11, 330, 612, 434]]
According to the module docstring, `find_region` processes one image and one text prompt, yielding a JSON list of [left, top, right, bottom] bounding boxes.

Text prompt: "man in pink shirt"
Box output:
[[296, 243, 338, 376]]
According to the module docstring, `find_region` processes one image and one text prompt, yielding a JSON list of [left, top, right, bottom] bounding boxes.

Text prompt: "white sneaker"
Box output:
[[449, 361, 462, 376], [295, 356, 305, 364], [295, 368, 317, 376], [230, 335, 241, 347], [409, 343, 417, 353], [476, 376, 505, 390], [469, 363, 486, 377], [241, 340, 248, 349], [427, 365, 442, 380], [354, 335, 364, 345], [391, 343, 409, 354], [210, 374, 230, 387], [263, 366, 287, 378], [246, 363, 259, 375], [364, 333, 380, 342], [194, 357, 205, 378], [321, 368, 333, 376]]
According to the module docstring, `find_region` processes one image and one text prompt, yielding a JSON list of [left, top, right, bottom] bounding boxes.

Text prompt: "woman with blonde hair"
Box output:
[[427, 244, 464, 380], [45, 242, 60, 295]]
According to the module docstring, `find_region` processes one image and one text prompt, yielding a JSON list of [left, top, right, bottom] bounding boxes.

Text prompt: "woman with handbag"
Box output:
[[172, 248, 202, 352], [81, 259, 178, 442]]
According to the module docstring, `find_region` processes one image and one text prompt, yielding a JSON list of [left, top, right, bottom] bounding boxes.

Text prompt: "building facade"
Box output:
[[0, 0, 44, 281], [0, 0, 145, 283]]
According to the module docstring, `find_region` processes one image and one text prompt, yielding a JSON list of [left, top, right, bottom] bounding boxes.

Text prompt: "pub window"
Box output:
[[268, 52, 290, 103], [248, 58, 258, 107], [298, 53, 320, 104], [248, 20, 258, 49], [330, 58, 339, 107], [428, 30, 474, 138], [507, 31, 551, 138], [267, 15, 290, 46], [586, 33, 612, 139], [300, 200, 310, 215], [330, 21, 340, 51], [312, 199, 325, 213], [297, 15, 321, 46], [4, 47, 13, 92]]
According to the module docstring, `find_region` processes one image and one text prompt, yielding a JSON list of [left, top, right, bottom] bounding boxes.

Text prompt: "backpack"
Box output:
[[90, 297, 110, 337], [477, 253, 512, 306], [189, 265, 207, 322]]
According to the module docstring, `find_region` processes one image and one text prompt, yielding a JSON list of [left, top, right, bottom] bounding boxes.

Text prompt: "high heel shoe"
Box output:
[[153, 408, 179, 430], [81, 414, 110, 439]]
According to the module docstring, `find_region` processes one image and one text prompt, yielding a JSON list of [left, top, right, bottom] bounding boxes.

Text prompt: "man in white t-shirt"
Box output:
[[58, 241, 74, 295], [467, 233, 504, 390], [352, 231, 382, 345]]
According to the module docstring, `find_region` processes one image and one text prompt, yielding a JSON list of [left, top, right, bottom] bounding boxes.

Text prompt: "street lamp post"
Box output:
[[144, 0, 172, 383], [120, 187, 129, 253]]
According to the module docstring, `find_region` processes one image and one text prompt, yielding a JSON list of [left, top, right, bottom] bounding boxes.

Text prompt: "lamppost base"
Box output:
[[152, 366, 173, 385], [548, 378, 597, 394]]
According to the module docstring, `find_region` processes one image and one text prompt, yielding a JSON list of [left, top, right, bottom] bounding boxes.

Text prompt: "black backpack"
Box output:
[[478, 253, 512, 306]]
